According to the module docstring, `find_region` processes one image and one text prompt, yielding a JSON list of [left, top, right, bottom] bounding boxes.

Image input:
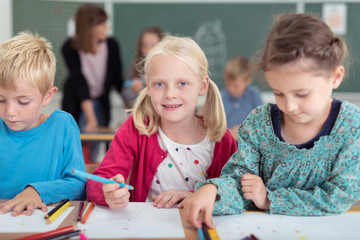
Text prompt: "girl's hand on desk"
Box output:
[[102, 174, 130, 209], [0, 186, 47, 216], [241, 173, 270, 210], [178, 184, 217, 229], [152, 190, 192, 209]]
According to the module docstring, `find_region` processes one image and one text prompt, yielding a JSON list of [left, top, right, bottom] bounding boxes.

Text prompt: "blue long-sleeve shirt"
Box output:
[[0, 110, 86, 204], [221, 85, 263, 128]]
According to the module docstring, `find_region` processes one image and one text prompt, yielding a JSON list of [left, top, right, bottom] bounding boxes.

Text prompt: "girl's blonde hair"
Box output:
[[0, 31, 56, 96], [133, 35, 227, 142]]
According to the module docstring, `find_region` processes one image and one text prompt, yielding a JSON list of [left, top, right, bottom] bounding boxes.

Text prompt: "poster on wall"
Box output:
[[322, 3, 347, 35]]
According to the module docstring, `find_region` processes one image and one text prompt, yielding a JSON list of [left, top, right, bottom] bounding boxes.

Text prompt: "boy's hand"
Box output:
[[102, 174, 130, 209], [178, 184, 217, 229], [152, 190, 192, 209], [0, 186, 47, 216], [241, 173, 270, 210]]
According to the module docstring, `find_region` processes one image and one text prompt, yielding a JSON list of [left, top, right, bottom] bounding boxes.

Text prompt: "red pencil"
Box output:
[[13, 225, 77, 240], [77, 201, 84, 221]]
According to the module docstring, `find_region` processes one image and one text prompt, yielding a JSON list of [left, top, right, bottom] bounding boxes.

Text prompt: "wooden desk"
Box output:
[[0, 201, 196, 240], [80, 127, 116, 142], [1, 201, 359, 240], [80, 128, 116, 163]]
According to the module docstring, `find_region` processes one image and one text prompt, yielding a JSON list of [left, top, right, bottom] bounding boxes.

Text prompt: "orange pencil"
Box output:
[[80, 202, 95, 224]]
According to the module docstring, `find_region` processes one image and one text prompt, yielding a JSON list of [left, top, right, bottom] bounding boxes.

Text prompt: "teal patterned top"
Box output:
[[196, 101, 360, 216]]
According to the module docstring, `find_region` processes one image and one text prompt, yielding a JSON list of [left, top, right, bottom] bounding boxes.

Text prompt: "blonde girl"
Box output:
[[86, 35, 237, 209]]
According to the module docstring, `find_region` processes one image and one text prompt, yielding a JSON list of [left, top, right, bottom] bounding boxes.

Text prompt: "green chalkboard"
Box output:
[[12, 0, 103, 90], [12, 1, 359, 92], [114, 3, 296, 90], [305, 3, 360, 92]]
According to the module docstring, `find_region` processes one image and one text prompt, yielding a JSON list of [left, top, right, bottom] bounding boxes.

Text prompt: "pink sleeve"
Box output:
[[207, 130, 237, 178], [86, 116, 137, 205]]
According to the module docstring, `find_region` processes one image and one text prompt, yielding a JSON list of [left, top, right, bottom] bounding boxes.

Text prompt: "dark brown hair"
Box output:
[[71, 4, 107, 53], [224, 56, 252, 81], [259, 13, 347, 75], [130, 26, 164, 79]]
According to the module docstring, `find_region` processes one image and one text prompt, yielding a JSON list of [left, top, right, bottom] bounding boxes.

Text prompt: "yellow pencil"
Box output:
[[46, 201, 71, 224], [208, 228, 221, 240]]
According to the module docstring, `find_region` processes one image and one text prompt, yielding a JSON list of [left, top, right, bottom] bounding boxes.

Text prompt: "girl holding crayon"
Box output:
[[86, 35, 237, 209]]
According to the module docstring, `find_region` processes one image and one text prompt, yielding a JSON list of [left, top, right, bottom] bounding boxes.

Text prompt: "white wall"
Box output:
[[0, 0, 12, 42]]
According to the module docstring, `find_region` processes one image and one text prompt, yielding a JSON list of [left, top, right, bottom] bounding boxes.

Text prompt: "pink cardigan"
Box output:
[[86, 115, 237, 204]]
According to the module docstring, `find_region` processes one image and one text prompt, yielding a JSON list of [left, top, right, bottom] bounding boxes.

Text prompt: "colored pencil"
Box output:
[[201, 223, 211, 240], [45, 229, 81, 240], [81, 202, 95, 224], [250, 234, 259, 240], [197, 227, 205, 240], [77, 201, 84, 222], [44, 199, 69, 219], [79, 232, 89, 240], [208, 228, 221, 240], [13, 225, 77, 240], [71, 169, 134, 190], [46, 201, 71, 224], [241, 237, 252, 240], [80, 202, 91, 219]]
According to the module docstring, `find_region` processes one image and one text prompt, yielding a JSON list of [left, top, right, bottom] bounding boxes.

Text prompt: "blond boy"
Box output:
[[0, 32, 86, 216], [221, 56, 263, 139]]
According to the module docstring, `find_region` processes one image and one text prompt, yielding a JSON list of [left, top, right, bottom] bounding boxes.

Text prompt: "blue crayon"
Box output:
[[197, 227, 205, 240], [71, 169, 134, 190]]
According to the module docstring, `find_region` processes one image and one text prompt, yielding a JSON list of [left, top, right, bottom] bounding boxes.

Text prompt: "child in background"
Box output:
[[0, 32, 86, 216], [181, 13, 360, 228], [86, 36, 237, 209], [121, 26, 164, 109], [221, 56, 263, 139]]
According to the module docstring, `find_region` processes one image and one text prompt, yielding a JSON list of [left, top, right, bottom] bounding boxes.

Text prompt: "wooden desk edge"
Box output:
[[1, 201, 359, 240], [80, 134, 115, 141], [80, 127, 116, 141], [0, 201, 195, 240]]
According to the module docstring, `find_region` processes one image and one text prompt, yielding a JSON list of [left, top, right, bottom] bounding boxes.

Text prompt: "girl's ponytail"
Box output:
[[199, 79, 227, 142], [133, 88, 160, 136]]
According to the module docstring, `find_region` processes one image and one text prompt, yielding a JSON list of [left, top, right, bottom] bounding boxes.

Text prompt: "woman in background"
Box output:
[[62, 4, 124, 162]]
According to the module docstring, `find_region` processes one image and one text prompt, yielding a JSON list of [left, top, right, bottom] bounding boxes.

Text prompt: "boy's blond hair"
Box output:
[[0, 31, 56, 95], [133, 35, 227, 142], [224, 56, 252, 81]]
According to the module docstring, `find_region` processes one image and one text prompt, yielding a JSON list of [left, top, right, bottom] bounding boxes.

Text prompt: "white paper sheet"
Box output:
[[213, 211, 360, 240], [0, 206, 74, 232], [78, 202, 185, 239]]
